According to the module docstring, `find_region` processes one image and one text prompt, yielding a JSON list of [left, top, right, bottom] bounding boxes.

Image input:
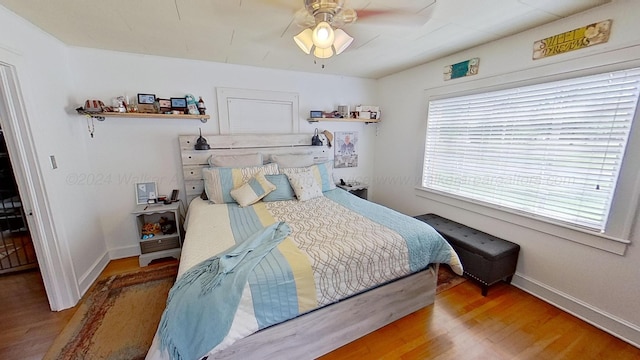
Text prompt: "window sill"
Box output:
[[415, 187, 630, 255]]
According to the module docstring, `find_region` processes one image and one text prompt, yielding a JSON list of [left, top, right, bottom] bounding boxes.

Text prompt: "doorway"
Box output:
[[0, 55, 77, 311], [0, 127, 36, 273]]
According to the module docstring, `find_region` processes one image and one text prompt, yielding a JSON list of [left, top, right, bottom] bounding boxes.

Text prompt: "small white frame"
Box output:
[[135, 182, 158, 205]]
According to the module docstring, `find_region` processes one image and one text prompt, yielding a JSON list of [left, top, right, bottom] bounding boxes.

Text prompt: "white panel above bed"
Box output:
[[217, 88, 300, 135]]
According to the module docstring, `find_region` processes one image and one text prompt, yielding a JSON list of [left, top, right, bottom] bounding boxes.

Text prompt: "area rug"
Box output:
[[44, 263, 178, 360], [436, 264, 467, 294]]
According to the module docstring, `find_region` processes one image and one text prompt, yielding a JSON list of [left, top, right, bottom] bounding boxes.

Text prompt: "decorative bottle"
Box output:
[[197, 97, 206, 115]]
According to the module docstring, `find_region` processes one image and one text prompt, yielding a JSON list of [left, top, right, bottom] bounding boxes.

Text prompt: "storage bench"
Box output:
[[415, 213, 520, 296]]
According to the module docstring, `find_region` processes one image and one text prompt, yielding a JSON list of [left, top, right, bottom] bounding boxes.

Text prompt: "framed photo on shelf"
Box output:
[[137, 93, 156, 104], [171, 97, 187, 113], [135, 182, 158, 205], [158, 98, 171, 113], [310, 110, 323, 118]]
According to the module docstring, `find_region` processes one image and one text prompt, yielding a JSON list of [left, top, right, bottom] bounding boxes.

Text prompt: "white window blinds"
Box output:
[[422, 68, 640, 231]]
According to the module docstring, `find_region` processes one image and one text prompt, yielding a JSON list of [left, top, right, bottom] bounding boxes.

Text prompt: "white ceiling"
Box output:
[[0, 0, 610, 79]]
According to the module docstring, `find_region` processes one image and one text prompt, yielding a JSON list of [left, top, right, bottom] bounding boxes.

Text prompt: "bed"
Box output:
[[146, 134, 462, 360]]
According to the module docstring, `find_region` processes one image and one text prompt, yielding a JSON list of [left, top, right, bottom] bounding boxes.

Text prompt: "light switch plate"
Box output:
[[49, 155, 57, 169]]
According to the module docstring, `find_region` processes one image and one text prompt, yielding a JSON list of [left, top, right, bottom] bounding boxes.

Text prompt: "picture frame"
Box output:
[[158, 98, 171, 113], [158, 98, 171, 108], [171, 97, 187, 109], [310, 110, 323, 118], [135, 182, 158, 205], [137, 93, 156, 104]]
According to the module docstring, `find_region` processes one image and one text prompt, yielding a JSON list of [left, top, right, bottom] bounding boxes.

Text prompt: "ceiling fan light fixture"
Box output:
[[333, 29, 353, 55], [294, 28, 314, 54], [312, 21, 335, 49], [313, 46, 334, 59]]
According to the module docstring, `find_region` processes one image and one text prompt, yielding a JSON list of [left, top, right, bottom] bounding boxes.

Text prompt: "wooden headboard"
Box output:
[[179, 133, 332, 203]]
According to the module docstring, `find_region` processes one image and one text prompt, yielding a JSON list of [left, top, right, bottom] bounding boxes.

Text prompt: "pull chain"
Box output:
[[86, 115, 95, 138]]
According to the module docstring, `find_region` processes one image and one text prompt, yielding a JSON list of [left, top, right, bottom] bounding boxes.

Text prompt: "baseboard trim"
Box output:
[[76, 246, 140, 301], [77, 252, 109, 295], [108, 245, 140, 260], [512, 273, 640, 348]]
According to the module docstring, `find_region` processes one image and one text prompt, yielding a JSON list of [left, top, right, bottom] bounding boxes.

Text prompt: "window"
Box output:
[[422, 68, 640, 232]]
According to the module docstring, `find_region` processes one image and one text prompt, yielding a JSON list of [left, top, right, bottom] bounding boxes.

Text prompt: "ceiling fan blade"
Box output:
[[352, 0, 436, 27], [293, 8, 315, 28]]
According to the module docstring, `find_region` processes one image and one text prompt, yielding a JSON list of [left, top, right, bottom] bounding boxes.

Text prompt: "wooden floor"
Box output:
[[1, 258, 639, 360]]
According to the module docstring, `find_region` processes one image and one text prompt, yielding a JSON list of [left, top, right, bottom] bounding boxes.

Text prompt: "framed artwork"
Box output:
[[137, 93, 156, 104], [334, 131, 358, 168], [310, 110, 323, 118], [135, 182, 158, 204], [170, 97, 187, 109]]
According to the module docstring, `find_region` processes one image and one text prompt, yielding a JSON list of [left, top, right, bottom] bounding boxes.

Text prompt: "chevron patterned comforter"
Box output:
[[147, 188, 462, 360]]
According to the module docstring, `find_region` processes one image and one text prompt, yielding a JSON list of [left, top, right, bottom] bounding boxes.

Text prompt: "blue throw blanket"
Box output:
[[158, 221, 291, 360]]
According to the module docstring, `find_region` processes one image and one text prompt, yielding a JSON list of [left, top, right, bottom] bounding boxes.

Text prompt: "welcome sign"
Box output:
[[533, 19, 612, 60]]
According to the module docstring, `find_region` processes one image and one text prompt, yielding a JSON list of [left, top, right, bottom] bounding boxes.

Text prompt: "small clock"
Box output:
[[138, 93, 156, 104]]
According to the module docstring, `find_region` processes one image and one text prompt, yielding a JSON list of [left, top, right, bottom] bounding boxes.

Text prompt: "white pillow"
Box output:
[[230, 171, 276, 207], [208, 153, 263, 167], [286, 169, 323, 201], [281, 161, 336, 192], [271, 153, 315, 168]]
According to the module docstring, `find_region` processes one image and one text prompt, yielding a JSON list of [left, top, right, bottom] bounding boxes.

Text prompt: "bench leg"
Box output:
[[481, 285, 488, 297], [505, 275, 514, 284]]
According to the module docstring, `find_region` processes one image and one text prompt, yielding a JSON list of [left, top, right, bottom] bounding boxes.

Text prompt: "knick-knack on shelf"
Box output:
[[197, 97, 206, 115]]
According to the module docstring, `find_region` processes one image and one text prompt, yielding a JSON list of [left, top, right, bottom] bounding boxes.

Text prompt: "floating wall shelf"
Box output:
[[78, 111, 210, 123], [307, 118, 380, 124]]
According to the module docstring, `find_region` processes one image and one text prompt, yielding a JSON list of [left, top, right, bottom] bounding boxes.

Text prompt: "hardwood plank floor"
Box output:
[[320, 281, 640, 360], [1, 258, 638, 359]]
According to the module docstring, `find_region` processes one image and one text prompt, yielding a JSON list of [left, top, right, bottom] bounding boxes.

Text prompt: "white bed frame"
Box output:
[[178, 133, 438, 359]]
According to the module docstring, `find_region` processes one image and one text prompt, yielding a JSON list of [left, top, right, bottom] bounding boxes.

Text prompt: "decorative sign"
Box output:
[[335, 131, 358, 168], [444, 58, 479, 81], [533, 19, 612, 60]]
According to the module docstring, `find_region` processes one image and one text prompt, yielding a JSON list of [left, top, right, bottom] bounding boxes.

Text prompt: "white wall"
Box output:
[[0, 5, 107, 307], [67, 48, 378, 259], [375, 0, 640, 346]]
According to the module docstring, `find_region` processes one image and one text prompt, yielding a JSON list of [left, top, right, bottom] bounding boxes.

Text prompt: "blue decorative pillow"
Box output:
[[262, 174, 296, 202]]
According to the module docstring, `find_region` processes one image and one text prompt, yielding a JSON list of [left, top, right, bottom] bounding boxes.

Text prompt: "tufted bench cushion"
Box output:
[[415, 213, 520, 296]]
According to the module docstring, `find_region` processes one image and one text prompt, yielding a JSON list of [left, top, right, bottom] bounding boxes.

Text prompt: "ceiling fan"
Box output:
[[292, 0, 436, 59]]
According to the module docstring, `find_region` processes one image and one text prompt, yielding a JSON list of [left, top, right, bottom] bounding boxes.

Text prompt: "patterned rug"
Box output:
[[436, 264, 467, 294], [44, 263, 179, 360], [45, 262, 462, 359]]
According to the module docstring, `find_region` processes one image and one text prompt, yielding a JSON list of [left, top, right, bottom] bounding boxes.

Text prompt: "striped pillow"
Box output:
[[230, 171, 276, 207], [202, 163, 279, 203]]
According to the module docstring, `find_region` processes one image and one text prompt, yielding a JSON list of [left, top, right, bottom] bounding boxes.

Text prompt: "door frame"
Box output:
[[0, 47, 78, 310]]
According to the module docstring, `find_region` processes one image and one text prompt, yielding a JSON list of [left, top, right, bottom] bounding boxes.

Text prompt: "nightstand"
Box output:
[[132, 202, 183, 267], [337, 183, 368, 200]]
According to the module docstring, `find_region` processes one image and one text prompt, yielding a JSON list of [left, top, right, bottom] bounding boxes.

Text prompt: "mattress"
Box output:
[[147, 189, 462, 360]]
